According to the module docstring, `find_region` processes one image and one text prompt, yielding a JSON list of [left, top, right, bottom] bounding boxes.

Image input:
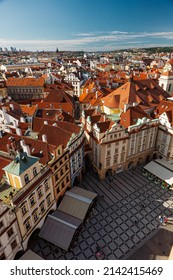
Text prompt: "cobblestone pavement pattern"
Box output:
[[28, 166, 173, 260]]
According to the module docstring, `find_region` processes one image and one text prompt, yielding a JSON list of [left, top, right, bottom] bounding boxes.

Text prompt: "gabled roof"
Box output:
[[154, 100, 173, 126], [38, 124, 72, 148], [33, 117, 80, 134], [0, 132, 53, 165], [0, 156, 11, 179], [120, 106, 152, 128], [155, 100, 173, 116], [20, 105, 37, 116], [32, 101, 73, 115], [96, 120, 115, 133], [36, 108, 73, 122]]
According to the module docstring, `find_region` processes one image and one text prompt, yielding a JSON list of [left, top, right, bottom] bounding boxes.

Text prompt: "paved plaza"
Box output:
[[28, 166, 173, 260]]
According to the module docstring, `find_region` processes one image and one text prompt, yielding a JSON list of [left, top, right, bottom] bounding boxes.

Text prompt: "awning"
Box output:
[[39, 210, 82, 251], [67, 187, 98, 202], [39, 187, 97, 251], [19, 249, 43, 260], [144, 159, 173, 185], [58, 196, 89, 220], [58, 187, 97, 221]]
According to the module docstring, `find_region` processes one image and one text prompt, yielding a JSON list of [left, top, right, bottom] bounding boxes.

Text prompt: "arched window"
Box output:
[[33, 167, 37, 177], [24, 174, 29, 184]]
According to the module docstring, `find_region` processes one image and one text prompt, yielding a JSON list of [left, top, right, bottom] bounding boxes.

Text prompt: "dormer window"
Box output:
[[24, 174, 29, 185]]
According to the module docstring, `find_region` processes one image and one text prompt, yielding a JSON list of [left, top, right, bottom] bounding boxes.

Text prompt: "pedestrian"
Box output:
[[134, 220, 138, 225], [159, 215, 163, 223], [96, 252, 101, 257], [140, 203, 145, 209], [163, 216, 168, 223]]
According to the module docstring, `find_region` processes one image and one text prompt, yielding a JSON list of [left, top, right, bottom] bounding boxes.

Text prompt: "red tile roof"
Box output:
[[120, 106, 152, 128], [0, 132, 53, 165], [0, 156, 11, 178], [20, 105, 37, 116], [96, 120, 115, 133], [38, 124, 72, 148], [154, 100, 173, 126], [32, 102, 73, 115], [33, 117, 80, 134], [6, 77, 44, 87], [101, 79, 169, 110], [36, 108, 73, 122]]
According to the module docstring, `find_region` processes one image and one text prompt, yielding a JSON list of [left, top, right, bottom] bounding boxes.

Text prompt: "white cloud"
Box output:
[[1, 31, 173, 51]]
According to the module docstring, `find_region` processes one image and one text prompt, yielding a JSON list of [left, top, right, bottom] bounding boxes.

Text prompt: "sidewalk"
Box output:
[[127, 221, 173, 260]]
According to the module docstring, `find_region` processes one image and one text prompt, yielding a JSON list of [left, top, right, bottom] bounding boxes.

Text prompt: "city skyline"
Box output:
[[0, 0, 173, 51]]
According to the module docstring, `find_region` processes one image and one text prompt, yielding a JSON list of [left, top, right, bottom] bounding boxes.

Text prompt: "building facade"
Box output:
[[7, 77, 46, 101], [2, 152, 56, 252], [81, 106, 159, 180], [0, 201, 22, 260], [81, 109, 128, 179], [49, 144, 71, 204]]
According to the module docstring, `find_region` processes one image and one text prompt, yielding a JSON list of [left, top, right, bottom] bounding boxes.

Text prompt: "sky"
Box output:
[[0, 0, 173, 51]]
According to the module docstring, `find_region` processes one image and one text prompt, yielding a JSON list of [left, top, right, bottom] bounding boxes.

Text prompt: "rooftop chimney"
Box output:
[[20, 139, 30, 155], [20, 117, 25, 123], [42, 134, 47, 142], [16, 128, 22, 136], [124, 104, 129, 113], [9, 104, 14, 111]]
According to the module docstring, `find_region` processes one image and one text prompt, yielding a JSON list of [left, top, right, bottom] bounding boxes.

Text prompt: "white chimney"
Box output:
[[20, 139, 25, 146], [13, 120, 17, 128], [20, 117, 25, 123], [16, 128, 22, 136], [42, 134, 47, 142], [44, 120, 48, 125], [95, 91, 98, 99], [53, 123, 57, 126], [20, 139, 30, 155], [9, 104, 14, 111], [6, 127, 12, 133], [86, 89, 89, 94], [124, 104, 129, 113]]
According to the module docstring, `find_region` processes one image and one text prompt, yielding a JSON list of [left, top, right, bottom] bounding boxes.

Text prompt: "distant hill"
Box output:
[[143, 47, 173, 53], [115, 47, 173, 54]]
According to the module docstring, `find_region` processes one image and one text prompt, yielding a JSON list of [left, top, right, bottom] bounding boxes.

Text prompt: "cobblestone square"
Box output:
[[28, 166, 173, 259]]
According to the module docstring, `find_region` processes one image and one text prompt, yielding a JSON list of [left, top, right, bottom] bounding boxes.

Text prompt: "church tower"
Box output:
[[159, 71, 173, 96]]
